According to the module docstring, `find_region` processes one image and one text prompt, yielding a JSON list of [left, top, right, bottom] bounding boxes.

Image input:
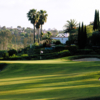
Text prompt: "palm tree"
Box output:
[[36, 22, 40, 43], [39, 10, 48, 41], [27, 9, 40, 43], [64, 19, 78, 32]]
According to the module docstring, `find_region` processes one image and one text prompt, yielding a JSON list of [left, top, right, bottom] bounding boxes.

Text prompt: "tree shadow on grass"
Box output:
[[77, 96, 100, 100], [49, 96, 100, 100], [0, 63, 7, 72]]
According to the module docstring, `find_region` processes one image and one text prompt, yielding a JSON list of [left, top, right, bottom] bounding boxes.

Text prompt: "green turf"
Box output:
[[0, 57, 100, 100]]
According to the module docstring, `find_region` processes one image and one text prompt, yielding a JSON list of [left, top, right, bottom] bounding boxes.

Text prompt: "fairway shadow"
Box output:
[[0, 63, 7, 72], [77, 96, 100, 100]]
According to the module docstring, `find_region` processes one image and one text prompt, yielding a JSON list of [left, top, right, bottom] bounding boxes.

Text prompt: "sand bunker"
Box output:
[[73, 58, 100, 61]]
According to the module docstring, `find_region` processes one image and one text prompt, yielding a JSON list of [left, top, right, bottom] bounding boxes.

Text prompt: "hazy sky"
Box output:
[[0, 0, 100, 30]]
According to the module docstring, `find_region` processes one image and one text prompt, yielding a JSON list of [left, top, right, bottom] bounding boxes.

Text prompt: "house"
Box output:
[[51, 33, 69, 44]]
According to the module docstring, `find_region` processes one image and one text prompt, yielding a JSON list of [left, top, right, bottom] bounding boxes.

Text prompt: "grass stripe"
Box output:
[[0, 84, 100, 95]]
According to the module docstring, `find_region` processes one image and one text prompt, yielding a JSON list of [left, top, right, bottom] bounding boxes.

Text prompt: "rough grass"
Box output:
[[0, 57, 100, 100]]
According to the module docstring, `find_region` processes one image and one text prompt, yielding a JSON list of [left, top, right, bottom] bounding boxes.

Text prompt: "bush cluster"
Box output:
[[65, 45, 78, 55], [0, 51, 6, 57], [55, 40, 61, 45], [76, 49, 95, 55], [2, 52, 9, 59], [8, 49, 17, 56], [40, 50, 70, 59], [55, 45, 65, 52]]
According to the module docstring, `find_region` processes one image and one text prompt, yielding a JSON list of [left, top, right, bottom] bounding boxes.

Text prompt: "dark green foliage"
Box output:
[[2, 52, 9, 59], [55, 45, 65, 51], [20, 32, 25, 36], [83, 26, 87, 47], [0, 51, 6, 57], [55, 40, 61, 45], [78, 23, 87, 49], [77, 49, 94, 55], [94, 49, 100, 54], [68, 55, 100, 60], [91, 31, 100, 45], [24, 33, 29, 37], [47, 31, 52, 38], [93, 9, 99, 30], [78, 23, 81, 48], [8, 49, 17, 56], [67, 45, 78, 54], [57, 50, 71, 57], [52, 39, 56, 44], [40, 50, 71, 59], [43, 42, 47, 47], [65, 40, 70, 45]]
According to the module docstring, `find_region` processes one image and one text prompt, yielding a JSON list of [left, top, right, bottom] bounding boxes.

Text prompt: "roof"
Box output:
[[53, 33, 69, 38]]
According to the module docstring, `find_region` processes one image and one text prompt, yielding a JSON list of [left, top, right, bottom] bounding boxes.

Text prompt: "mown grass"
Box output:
[[0, 57, 100, 100]]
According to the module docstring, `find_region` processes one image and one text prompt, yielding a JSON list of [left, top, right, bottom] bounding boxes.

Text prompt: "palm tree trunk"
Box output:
[[38, 29, 39, 43], [34, 24, 35, 43], [40, 25, 42, 41]]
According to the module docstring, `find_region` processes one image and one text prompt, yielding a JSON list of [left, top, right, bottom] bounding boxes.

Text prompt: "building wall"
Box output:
[[51, 37, 68, 44]]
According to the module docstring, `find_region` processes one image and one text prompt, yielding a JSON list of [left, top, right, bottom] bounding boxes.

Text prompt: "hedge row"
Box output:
[[2, 50, 71, 60], [40, 50, 71, 59]]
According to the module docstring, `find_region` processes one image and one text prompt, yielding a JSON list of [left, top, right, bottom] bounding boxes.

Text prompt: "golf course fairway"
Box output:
[[0, 58, 100, 100]]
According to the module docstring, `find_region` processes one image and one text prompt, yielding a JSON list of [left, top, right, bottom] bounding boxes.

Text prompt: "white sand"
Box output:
[[73, 58, 100, 61]]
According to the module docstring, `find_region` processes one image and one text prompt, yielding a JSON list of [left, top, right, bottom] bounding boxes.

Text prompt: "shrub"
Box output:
[[94, 49, 100, 54], [40, 50, 70, 59], [8, 49, 17, 56], [2, 52, 9, 59], [77, 49, 94, 55], [52, 39, 56, 44], [43, 42, 47, 47], [66, 41, 71, 45], [33, 42, 39, 46], [55, 45, 65, 52], [55, 40, 61, 45], [57, 50, 71, 57], [65, 45, 78, 55], [0, 50, 6, 57]]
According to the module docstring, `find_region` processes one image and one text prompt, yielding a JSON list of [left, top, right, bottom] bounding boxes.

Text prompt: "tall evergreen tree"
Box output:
[[78, 22, 87, 49], [97, 10, 99, 29], [78, 23, 81, 48], [93, 10, 99, 30], [83, 25, 87, 48], [80, 22, 84, 49]]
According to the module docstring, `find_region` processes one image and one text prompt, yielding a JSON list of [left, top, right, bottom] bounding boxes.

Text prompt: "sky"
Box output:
[[0, 0, 100, 30]]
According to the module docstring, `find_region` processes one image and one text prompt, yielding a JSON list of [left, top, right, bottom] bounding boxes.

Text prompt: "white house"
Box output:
[[51, 33, 69, 44]]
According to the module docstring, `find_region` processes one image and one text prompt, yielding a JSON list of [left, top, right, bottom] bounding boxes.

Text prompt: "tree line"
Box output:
[[0, 26, 58, 51], [64, 9, 100, 48]]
